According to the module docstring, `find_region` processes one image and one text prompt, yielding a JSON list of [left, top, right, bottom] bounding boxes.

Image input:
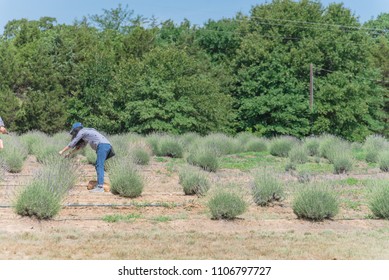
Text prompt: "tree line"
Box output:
[[0, 0, 388, 141]]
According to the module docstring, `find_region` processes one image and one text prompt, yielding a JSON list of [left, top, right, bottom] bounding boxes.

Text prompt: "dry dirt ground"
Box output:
[[1, 155, 389, 260]]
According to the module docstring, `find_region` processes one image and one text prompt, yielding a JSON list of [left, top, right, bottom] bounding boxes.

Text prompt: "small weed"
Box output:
[[342, 199, 361, 211], [130, 201, 178, 208], [132, 201, 150, 209], [103, 213, 142, 223], [165, 158, 185, 175], [353, 150, 366, 161], [155, 157, 168, 162], [172, 213, 189, 220], [20, 232, 39, 241], [160, 202, 178, 208], [219, 152, 282, 171], [152, 216, 172, 222], [345, 178, 359, 186], [296, 162, 333, 174], [364, 213, 376, 219]]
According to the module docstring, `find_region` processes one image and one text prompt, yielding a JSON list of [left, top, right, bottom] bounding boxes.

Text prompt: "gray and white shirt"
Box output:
[[68, 128, 111, 151], [0, 116, 4, 127]]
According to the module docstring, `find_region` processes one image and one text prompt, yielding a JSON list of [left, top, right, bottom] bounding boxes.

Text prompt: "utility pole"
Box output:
[[309, 63, 314, 112], [309, 64, 314, 135]]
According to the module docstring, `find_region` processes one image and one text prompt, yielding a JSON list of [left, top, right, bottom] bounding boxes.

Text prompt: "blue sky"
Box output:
[[0, 0, 388, 32]]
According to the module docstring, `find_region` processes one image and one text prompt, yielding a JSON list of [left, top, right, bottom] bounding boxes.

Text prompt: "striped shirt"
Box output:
[[68, 128, 111, 151], [0, 117, 4, 127]]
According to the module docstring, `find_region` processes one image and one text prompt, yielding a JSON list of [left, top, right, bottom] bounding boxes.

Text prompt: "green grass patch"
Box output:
[[352, 149, 366, 161], [337, 177, 359, 186], [151, 216, 172, 222], [166, 158, 186, 174], [341, 199, 362, 211], [219, 152, 284, 171], [130, 201, 179, 208], [296, 162, 333, 174], [103, 213, 142, 223], [160, 202, 178, 208], [367, 162, 378, 168], [155, 157, 168, 162]]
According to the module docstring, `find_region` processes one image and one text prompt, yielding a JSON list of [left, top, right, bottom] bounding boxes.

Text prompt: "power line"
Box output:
[[194, 16, 388, 37], [314, 66, 389, 84], [193, 28, 300, 41], [248, 20, 385, 37], [191, 27, 379, 50], [178, 17, 387, 45], [246, 16, 389, 34], [154, 15, 388, 35]]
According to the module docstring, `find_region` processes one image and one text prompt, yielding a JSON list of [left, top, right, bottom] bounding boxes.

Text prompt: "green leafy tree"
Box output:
[[15, 89, 68, 134], [114, 46, 234, 134], [89, 4, 144, 33], [0, 2, 386, 138], [364, 13, 389, 136], [231, 0, 385, 140], [66, 28, 124, 134], [0, 39, 20, 90], [120, 26, 157, 59], [196, 17, 244, 62], [156, 19, 199, 52], [0, 87, 20, 130]]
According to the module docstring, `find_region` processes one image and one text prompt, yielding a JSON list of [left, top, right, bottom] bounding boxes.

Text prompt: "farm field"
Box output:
[[1, 133, 389, 259], [1, 0, 389, 267]]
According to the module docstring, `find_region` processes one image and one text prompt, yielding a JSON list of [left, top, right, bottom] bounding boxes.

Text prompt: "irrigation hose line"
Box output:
[[0, 202, 184, 208]]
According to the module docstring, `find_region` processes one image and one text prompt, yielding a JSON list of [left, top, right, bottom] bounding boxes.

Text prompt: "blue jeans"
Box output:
[[95, 143, 112, 186]]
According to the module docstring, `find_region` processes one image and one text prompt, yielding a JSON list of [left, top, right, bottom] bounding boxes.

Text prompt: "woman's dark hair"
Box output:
[[70, 126, 83, 139], [75, 139, 86, 149], [71, 126, 86, 149]]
